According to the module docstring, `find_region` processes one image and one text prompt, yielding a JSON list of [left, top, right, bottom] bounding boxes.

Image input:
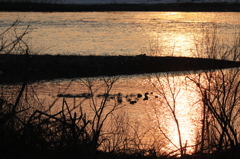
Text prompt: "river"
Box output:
[[1, 12, 240, 56], [1, 11, 240, 155]]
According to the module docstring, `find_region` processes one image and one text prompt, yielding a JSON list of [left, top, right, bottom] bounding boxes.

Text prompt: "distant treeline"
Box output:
[[0, 2, 240, 11]]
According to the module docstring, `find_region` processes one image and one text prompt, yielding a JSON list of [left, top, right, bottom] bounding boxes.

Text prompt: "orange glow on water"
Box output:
[[2, 11, 240, 155], [1, 12, 240, 56], [141, 74, 202, 154]]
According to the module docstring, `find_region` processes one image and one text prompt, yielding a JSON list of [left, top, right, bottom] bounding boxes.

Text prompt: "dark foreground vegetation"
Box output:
[[1, 18, 240, 159], [0, 54, 240, 84], [1, 2, 240, 12], [1, 54, 240, 159]]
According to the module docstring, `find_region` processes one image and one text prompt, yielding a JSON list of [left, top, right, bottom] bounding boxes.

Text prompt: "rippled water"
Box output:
[[1, 12, 240, 56], [1, 12, 240, 155]]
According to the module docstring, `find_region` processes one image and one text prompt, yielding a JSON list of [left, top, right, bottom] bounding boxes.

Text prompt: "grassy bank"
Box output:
[[0, 54, 240, 84], [0, 2, 240, 12]]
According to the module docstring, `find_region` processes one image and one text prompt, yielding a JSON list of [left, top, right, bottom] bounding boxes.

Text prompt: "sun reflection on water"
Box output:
[[141, 74, 202, 154]]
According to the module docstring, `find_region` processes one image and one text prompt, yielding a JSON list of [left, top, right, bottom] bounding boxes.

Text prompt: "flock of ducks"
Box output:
[[57, 92, 152, 105]]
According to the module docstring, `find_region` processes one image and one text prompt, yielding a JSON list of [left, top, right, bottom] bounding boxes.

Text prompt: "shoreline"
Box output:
[[0, 54, 239, 84], [0, 2, 240, 12]]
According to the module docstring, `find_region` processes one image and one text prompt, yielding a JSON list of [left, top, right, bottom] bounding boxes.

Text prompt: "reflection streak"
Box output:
[[142, 74, 202, 154]]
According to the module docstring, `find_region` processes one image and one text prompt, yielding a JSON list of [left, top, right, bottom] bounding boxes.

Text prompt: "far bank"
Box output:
[[0, 2, 240, 12], [0, 54, 239, 84]]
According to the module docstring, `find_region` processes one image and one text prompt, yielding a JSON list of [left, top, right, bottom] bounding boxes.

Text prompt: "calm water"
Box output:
[[1, 12, 240, 155]]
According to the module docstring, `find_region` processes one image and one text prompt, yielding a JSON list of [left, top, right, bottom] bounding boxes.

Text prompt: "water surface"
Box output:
[[1, 11, 240, 155], [1, 12, 240, 56]]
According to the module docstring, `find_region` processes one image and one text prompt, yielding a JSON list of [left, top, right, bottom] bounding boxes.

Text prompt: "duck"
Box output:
[[143, 92, 149, 101]]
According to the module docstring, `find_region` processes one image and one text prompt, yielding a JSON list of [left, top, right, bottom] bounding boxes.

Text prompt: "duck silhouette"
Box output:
[[143, 92, 149, 101], [129, 101, 137, 105]]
